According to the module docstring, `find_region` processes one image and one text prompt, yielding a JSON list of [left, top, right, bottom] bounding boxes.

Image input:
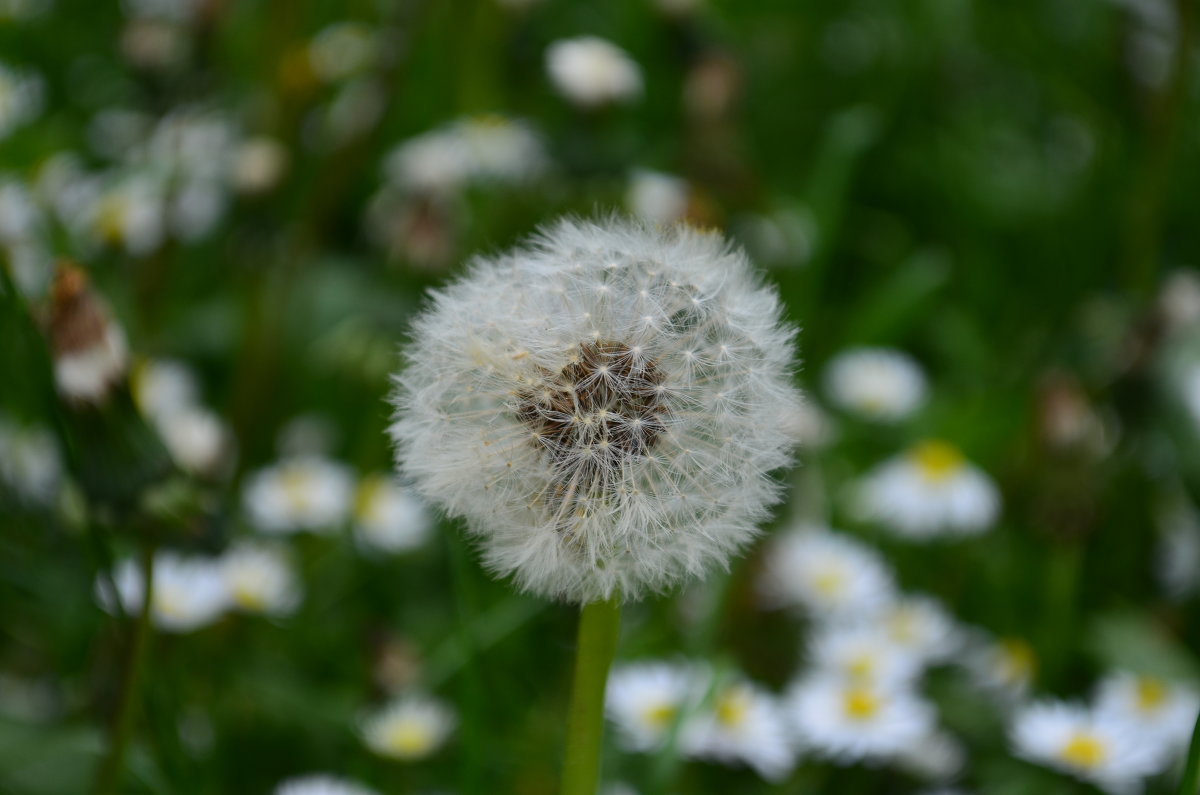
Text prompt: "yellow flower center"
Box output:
[[1135, 677, 1167, 713], [716, 690, 749, 728], [94, 196, 130, 245], [281, 468, 313, 512], [355, 474, 387, 522], [383, 721, 435, 757], [812, 569, 844, 597], [887, 609, 919, 644], [845, 654, 875, 679], [910, 440, 965, 482], [996, 637, 1036, 686], [642, 703, 676, 729], [842, 687, 880, 721], [1059, 732, 1107, 769], [231, 581, 267, 611]]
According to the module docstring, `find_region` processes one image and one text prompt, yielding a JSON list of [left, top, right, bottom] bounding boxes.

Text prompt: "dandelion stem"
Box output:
[[94, 543, 155, 795], [561, 598, 621, 795], [1179, 706, 1200, 795]]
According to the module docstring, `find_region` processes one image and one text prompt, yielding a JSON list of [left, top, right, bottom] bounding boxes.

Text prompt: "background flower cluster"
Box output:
[[3, 0, 1200, 793]]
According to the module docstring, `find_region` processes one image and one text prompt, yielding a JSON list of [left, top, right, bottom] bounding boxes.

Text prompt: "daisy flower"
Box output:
[[389, 218, 802, 603], [806, 623, 924, 688], [855, 440, 1000, 539], [97, 553, 229, 633], [606, 662, 704, 752], [242, 456, 353, 534], [353, 474, 434, 554], [873, 594, 963, 665], [626, 170, 690, 226], [384, 116, 546, 195], [546, 37, 643, 107], [360, 694, 456, 761], [274, 774, 380, 795], [1094, 672, 1200, 753], [961, 632, 1037, 703], [759, 526, 895, 618], [785, 674, 935, 762], [824, 347, 927, 422], [1010, 700, 1164, 793], [220, 542, 301, 617], [0, 418, 61, 505], [682, 680, 796, 782]]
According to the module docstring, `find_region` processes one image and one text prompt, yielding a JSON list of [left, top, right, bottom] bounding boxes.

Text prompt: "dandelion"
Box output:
[[274, 775, 380, 795], [220, 542, 301, 617], [824, 347, 927, 422], [546, 37, 643, 108], [855, 441, 1000, 539], [682, 680, 796, 782], [96, 553, 229, 633], [606, 662, 703, 752], [243, 456, 353, 534], [759, 526, 895, 618], [353, 473, 434, 554], [785, 674, 935, 762], [390, 217, 801, 794], [360, 694, 456, 761], [1010, 700, 1163, 793]]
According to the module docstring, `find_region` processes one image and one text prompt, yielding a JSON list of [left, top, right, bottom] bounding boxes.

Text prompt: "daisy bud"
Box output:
[[390, 217, 803, 603]]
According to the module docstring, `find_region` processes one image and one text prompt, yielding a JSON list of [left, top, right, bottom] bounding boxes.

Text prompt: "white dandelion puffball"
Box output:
[[545, 37, 643, 108], [1010, 700, 1165, 794], [360, 694, 456, 761], [824, 347, 927, 422], [855, 440, 1000, 539], [389, 217, 803, 603]]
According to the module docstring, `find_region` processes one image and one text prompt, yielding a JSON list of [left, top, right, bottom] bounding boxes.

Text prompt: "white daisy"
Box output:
[[682, 680, 795, 782], [97, 553, 229, 633], [0, 418, 61, 504], [855, 441, 1000, 539], [274, 774, 380, 795], [1010, 700, 1164, 793], [231, 136, 289, 195], [243, 456, 353, 534], [546, 37, 643, 108], [759, 526, 895, 618], [389, 218, 802, 603], [353, 474, 434, 554], [134, 358, 199, 420], [383, 115, 546, 195], [961, 632, 1036, 704], [360, 694, 456, 760], [606, 662, 703, 752], [872, 594, 963, 665], [1094, 672, 1200, 753], [786, 674, 935, 762], [220, 542, 301, 617], [156, 405, 231, 477], [895, 729, 966, 782], [308, 22, 377, 83], [806, 623, 923, 688], [824, 347, 927, 422], [85, 173, 166, 255]]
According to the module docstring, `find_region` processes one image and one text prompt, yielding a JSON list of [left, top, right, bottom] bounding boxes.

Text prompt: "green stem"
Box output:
[[94, 544, 155, 794], [561, 598, 622, 795], [1179, 705, 1200, 795]]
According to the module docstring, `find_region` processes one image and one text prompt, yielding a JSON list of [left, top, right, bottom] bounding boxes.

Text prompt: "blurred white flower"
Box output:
[[353, 474, 434, 554], [1094, 672, 1200, 754], [824, 347, 927, 422], [759, 526, 895, 618], [120, 18, 187, 70], [1155, 497, 1200, 600], [1181, 363, 1200, 431], [0, 418, 61, 504], [390, 218, 802, 603], [790, 398, 838, 450], [807, 623, 923, 688], [231, 136, 289, 195], [360, 694, 456, 760], [962, 632, 1036, 703], [0, 61, 43, 141], [134, 358, 199, 419], [606, 662, 703, 752], [682, 680, 796, 781], [1159, 269, 1200, 334], [546, 37, 643, 108], [243, 456, 353, 533], [274, 774, 380, 795], [383, 116, 546, 195], [48, 267, 129, 404], [308, 22, 378, 83], [1010, 700, 1164, 794], [626, 170, 689, 226], [85, 174, 166, 255], [855, 441, 1000, 539], [134, 358, 232, 476], [873, 594, 963, 665], [97, 553, 230, 633], [895, 729, 967, 782], [785, 674, 935, 762], [220, 542, 301, 617]]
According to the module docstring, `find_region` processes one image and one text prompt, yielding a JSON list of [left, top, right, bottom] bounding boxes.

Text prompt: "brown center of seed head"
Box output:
[[516, 341, 669, 485]]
